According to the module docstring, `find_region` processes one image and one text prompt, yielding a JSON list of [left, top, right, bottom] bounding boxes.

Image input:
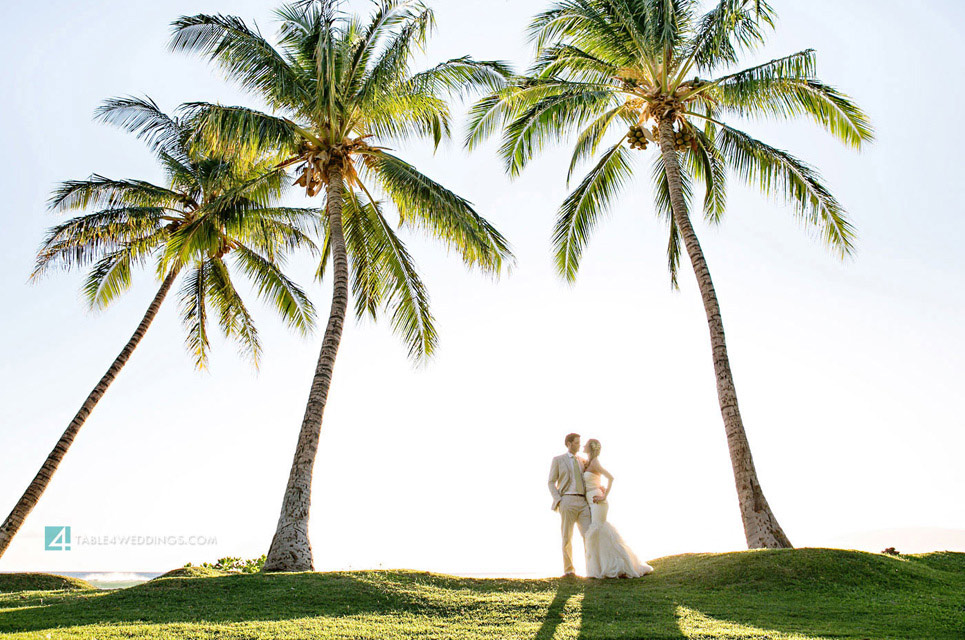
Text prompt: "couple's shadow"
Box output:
[[533, 577, 683, 640]]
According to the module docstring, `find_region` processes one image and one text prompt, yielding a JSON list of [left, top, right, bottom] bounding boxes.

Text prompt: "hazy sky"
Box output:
[[1, 0, 963, 576]]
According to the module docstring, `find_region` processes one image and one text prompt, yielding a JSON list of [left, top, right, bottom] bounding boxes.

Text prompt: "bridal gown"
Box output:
[[584, 470, 654, 579]]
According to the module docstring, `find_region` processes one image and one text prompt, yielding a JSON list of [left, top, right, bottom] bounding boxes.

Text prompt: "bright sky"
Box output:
[[1, 0, 963, 577]]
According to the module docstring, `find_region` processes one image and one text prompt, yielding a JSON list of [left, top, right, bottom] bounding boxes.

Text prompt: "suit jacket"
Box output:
[[548, 453, 586, 511]]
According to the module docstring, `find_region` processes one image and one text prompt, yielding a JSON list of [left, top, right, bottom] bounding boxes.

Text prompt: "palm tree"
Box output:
[[0, 97, 317, 560], [468, 0, 872, 548], [170, 0, 514, 571]]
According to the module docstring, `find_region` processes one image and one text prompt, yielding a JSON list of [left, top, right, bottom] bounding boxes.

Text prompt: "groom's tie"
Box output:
[[571, 456, 585, 494]]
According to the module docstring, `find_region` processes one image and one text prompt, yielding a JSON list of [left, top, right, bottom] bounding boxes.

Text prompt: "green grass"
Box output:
[[0, 573, 94, 593], [0, 549, 962, 639]]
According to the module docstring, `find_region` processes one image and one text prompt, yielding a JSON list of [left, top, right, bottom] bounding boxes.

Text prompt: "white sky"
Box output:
[[1, 0, 963, 576]]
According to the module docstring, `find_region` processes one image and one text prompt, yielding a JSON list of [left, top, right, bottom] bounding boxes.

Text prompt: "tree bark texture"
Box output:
[[263, 159, 350, 572]]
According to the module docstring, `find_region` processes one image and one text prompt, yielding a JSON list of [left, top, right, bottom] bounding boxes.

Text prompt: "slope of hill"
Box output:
[[0, 549, 961, 639]]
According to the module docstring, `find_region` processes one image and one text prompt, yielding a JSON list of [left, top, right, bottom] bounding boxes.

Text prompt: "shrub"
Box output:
[[183, 555, 266, 573]]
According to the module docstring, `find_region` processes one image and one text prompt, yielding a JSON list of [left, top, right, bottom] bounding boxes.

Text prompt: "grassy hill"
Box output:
[[0, 549, 961, 639]]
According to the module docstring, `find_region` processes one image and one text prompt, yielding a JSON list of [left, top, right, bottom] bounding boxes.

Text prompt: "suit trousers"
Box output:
[[559, 494, 591, 574]]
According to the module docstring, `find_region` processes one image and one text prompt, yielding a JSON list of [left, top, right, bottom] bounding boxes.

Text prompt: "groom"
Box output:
[[548, 433, 591, 577]]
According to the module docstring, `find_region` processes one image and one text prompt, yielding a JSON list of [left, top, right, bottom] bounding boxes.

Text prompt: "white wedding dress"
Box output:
[[584, 470, 654, 578]]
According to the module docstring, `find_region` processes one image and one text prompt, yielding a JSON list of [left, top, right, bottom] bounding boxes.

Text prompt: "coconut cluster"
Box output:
[[673, 125, 697, 151], [626, 125, 650, 150]]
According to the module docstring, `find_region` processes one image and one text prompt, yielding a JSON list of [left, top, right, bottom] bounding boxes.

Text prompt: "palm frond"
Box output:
[[94, 96, 191, 163], [684, 125, 727, 222], [207, 256, 262, 366], [342, 189, 386, 319], [365, 152, 513, 273], [684, 0, 774, 72], [567, 104, 629, 183], [500, 87, 617, 177], [715, 121, 855, 256], [170, 14, 309, 112], [179, 262, 212, 369], [711, 51, 874, 148], [34, 207, 166, 278], [553, 140, 634, 282], [651, 153, 693, 288], [178, 102, 302, 162], [357, 191, 438, 362], [48, 176, 190, 212], [231, 243, 317, 334]]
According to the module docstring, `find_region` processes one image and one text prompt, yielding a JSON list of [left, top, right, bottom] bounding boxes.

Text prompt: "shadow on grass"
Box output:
[[577, 574, 686, 639], [533, 578, 582, 640]]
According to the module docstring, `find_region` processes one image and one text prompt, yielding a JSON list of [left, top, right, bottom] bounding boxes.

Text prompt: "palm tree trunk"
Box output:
[[263, 159, 349, 572], [0, 268, 180, 560], [657, 118, 792, 549]]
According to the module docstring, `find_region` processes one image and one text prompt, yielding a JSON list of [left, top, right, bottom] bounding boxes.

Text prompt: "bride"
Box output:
[[583, 439, 654, 579]]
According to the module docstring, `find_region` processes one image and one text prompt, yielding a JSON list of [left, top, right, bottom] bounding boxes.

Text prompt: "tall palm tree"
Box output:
[[469, 0, 872, 548], [170, 0, 514, 571], [0, 97, 317, 560]]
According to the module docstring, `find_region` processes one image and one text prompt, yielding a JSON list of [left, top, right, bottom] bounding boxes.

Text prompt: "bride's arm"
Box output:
[[598, 464, 614, 500]]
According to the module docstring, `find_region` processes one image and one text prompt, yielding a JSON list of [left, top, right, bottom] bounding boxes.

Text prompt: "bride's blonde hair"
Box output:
[[586, 438, 602, 461]]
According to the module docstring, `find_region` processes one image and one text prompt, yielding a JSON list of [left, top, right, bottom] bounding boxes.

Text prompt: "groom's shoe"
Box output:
[[562, 572, 577, 579]]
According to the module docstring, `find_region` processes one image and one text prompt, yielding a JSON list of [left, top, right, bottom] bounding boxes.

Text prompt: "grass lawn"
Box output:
[[0, 548, 962, 639]]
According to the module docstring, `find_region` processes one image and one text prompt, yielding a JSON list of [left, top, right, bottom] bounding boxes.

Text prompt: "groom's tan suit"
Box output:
[[548, 452, 591, 575]]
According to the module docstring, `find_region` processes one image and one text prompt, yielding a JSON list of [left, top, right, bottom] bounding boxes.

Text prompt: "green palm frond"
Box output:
[[33, 207, 166, 278], [231, 207, 320, 259], [567, 104, 629, 183], [49, 176, 191, 212], [178, 102, 302, 161], [409, 56, 513, 98], [358, 91, 450, 147], [531, 44, 618, 84], [501, 87, 617, 177], [711, 52, 874, 148], [342, 190, 387, 319], [81, 234, 166, 310], [231, 243, 316, 334], [355, 3, 434, 109], [341, 0, 411, 96], [94, 96, 191, 164], [528, 0, 639, 67], [464, 89, 525, 152], [684, 126, 727, 222], [169, 14, 309, 112], [553, 141, 634, 282], [358, 192, 438, 362], [179, 262, 212, 369], [207, 257, 262, 366], [652, 153, 693, 288], [684, 0, 774, 72], [715, 121, 855, 256], [365, 152, 513, 273]]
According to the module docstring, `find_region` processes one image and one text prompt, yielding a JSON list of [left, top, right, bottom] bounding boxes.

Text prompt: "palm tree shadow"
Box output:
[[533, 579, 584, 640]]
